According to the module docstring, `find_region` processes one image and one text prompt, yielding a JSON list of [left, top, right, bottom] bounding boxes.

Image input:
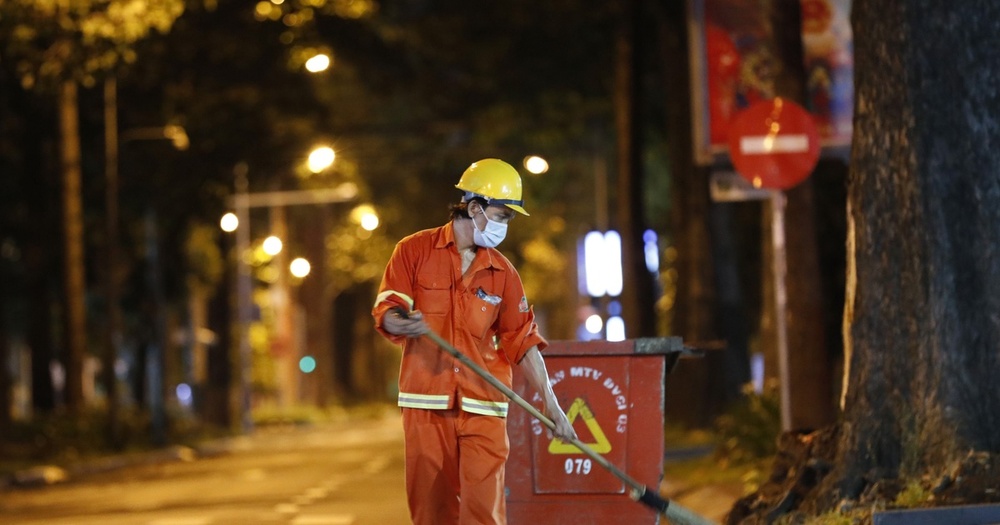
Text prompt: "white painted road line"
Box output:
[[291, 515, 355, 525]]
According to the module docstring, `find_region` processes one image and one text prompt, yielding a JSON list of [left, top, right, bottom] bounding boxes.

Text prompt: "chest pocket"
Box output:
[[415, 273, 452, 315], [466, 288, 501, 340]]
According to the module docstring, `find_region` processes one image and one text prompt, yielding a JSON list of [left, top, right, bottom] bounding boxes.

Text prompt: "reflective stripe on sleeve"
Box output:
[[460, 397, 509, 418], [375, 290, 415, 309], [398, 392, 451, 410]]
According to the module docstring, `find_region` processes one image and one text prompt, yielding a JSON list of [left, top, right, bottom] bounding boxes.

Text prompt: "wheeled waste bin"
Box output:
[[506, 337, 687, 524]]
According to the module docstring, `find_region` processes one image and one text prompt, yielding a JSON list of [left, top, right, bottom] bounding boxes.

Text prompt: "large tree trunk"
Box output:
[[0, 313, 10, 429], [205, 258, 232, 427], [144, 209, 168, 446], [837, 0, 1000, 493], [59, 79, 87, 412], [28, 254, 56, 412], [103, 76, 122, 447]]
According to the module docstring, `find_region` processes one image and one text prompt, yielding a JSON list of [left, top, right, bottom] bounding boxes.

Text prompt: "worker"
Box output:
[[372, 158, 577, 525]]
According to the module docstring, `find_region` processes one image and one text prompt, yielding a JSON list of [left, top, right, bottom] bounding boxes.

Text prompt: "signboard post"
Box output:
[[727, 98, 820, 432]]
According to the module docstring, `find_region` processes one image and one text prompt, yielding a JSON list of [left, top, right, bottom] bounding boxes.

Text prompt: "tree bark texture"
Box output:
[[0, 314, 10, 428], [29, 270, 56, 412], [206, 257, 232, 427], [60, 79, 87, 412], [840, 0, 1000, 486], [103, 76, 122, 447]]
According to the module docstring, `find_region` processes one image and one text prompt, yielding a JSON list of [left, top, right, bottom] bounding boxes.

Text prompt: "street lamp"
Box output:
[[307, 146, 335, 173], [220, 212, 239, 233], [121, 125, 189, 151], [262, 235, 283, 256], [305, 53, 331, 73], [228, 158, 358, 429], [523, 155, 549, 174], [350, 204, 380, 232], [360, 213, 379, 231], [290, 257, 311, 279]]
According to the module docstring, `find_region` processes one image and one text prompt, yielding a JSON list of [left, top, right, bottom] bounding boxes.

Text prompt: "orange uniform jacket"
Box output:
[[372, 222, 546, 417]]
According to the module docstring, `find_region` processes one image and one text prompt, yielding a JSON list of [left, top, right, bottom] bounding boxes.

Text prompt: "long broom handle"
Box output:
[[395, 309, 716, 525]]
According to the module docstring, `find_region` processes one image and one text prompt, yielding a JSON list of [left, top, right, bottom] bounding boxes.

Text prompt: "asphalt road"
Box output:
[[0, 416, 410, 525]]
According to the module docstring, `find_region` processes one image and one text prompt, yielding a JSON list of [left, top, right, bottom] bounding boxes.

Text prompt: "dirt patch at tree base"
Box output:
[[725, 426, 1000, 524]]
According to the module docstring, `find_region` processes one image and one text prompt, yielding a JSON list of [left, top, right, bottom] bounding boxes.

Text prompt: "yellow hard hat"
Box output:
[[455, 158, 529, 216]]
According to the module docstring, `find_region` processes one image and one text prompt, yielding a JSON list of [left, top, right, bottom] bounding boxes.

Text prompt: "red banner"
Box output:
[[691, 0, 854, 163]]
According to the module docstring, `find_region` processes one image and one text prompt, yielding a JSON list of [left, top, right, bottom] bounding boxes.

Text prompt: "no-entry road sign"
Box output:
[[728, 98, 820, 190]]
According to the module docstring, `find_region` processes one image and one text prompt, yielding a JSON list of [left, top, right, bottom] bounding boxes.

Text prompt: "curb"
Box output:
[[11, 465, 69, 488], [0, 413, 391, 491], [873, 504, 1000, 525], [2, 439, 241, 491], [664, 445, 715, 463]]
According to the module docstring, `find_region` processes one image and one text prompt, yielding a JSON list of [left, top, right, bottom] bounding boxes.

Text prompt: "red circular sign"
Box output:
[[728, 98, 820, 190]]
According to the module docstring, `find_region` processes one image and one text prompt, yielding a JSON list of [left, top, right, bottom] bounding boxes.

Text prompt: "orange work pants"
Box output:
[[401, 407, 509, 525]]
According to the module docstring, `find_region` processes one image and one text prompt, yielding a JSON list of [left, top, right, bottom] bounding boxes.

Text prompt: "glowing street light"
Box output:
[[262, 235, 283, 256], [290, 257, 311, 278], [359, 210, 379, 231], [523, 155, 549, 175], [351, 204, 380, 231], [121, 125, 189, 151], [305, 53, 331, 73], [307, 146, 335, 173], [220, 212, 239, 232]]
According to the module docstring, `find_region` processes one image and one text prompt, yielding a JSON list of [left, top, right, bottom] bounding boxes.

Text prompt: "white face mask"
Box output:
[[472, 209, 508, 248]]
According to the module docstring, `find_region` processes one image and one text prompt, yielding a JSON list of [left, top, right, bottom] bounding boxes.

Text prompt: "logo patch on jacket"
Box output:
[[518, 296, 529, 312]]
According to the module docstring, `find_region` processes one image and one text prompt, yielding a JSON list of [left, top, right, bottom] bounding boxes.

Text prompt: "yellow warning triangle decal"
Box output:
[[548, 398, 612, 454]]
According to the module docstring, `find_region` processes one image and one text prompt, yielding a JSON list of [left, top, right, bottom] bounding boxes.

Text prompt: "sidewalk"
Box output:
[[663, 477, 744, 524], [0, 433, 250, 491], [0, 404, 396, 492], [660, 446, 747, 524]]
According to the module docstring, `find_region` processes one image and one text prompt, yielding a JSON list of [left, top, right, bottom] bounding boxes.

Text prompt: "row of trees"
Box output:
[[1, 1, 685, 437], [0, 0, 186, 434]]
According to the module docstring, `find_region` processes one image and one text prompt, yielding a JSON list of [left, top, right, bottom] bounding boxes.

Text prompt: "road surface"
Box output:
[[0, 416, 410, 525]]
